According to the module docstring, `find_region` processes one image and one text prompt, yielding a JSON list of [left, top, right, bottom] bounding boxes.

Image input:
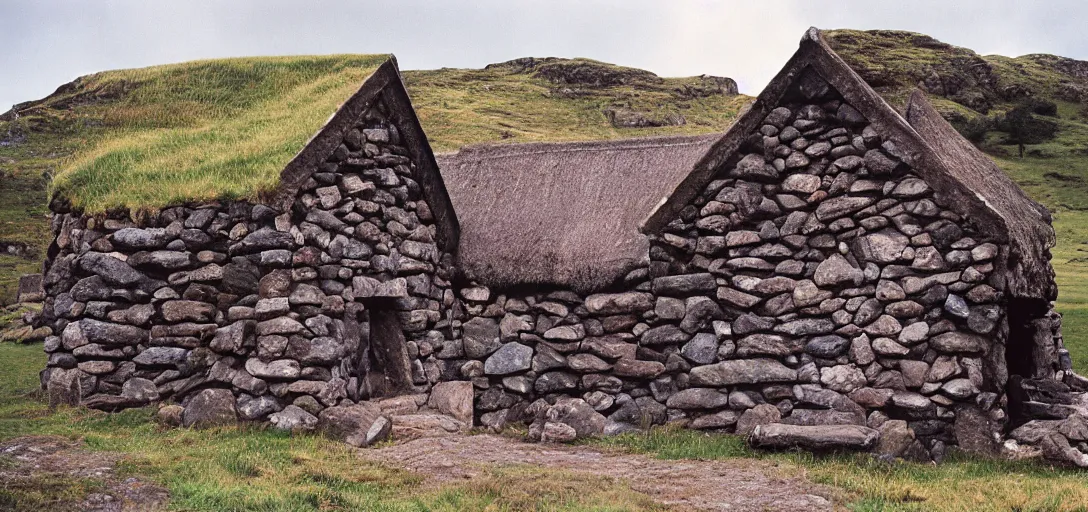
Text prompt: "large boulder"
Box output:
[[666, 388, 730, 410], [428, 381, 474, 425], [134, 347, 189, 367], [462, 317, 502, 358], [79, 319, 148, 346], [540, 421, 579, 443], [652, 273, 717, 296], [584, 292, 654, 315], [875, 420, 915, 458], [953, 405, 999, 456], [930, 332, 985, 354], [545, 397, 607, 438], [318, 402, 390, 447], [529, 397, 607, 442], [1039, 432, 1088, 468], [736, 404, 781, 436], [161, 300, 217, 323], [852, 230, 909, 263], [813, 254, 863, 287], [182, 388, 237, 428], [121, 378, 160, 404], [269, 405, 318, 432], [484, 342, 533, 375], [111, 228, 171, 250], [79, 252, 145, 286], [690, 359, 796, 386], [245, 358, 301, 380], [45, 368, 83, 407]]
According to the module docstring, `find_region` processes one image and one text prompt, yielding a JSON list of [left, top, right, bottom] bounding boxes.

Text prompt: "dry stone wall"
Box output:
[[40, 95, 457, 427], [648, 86, 1009, 459], [36, 72, 1045, 462], [441, 81, 1012, 460]]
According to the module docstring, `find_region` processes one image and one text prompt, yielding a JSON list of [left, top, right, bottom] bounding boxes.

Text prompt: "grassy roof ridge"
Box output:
[[48, 54, 392, 213]]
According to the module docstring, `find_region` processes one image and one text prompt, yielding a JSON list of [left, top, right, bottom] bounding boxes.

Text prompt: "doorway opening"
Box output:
[[357, 302, 415, 400], [1005, 297, 1053, 429]]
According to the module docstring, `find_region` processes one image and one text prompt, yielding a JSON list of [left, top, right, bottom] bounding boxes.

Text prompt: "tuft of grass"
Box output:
[[0, 471, 107, 512]]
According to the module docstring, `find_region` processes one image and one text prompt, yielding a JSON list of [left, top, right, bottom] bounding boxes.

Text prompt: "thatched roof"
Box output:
[[644, 28, 1057, 300], [272, 57, 460, 252], [437, 134, 722, 292], [905, 91, 1056, 299]]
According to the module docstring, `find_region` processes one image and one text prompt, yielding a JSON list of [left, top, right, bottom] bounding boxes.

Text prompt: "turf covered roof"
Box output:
[[51, 54, 391, 213]]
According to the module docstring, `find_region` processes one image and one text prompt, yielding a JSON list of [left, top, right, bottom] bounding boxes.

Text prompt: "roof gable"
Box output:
[[643, 28, 1056, 299], [271, 57, 459, 252], [905, 91, 1056, 299]]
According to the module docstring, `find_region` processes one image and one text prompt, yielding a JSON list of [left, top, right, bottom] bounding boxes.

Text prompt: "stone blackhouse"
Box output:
[[35, 29, 1088, 461]]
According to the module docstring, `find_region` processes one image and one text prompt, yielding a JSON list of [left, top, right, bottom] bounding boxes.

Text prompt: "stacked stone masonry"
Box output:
[[425, 85, 1016, 460], [36, 68, 1079, 462], [41, 96, 458, 426]]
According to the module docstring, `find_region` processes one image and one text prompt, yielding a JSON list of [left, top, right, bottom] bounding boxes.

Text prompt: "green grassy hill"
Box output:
[[1, 30, 1088, 373]]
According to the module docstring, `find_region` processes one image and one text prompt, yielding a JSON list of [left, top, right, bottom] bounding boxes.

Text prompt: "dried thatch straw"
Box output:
[[437, 134, 721, 292]]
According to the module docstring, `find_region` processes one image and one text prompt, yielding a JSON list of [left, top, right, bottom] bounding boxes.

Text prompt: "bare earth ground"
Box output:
[[364, 433, 837, 512], [0, 431, 835, 511], [0, 436, 168, 511]]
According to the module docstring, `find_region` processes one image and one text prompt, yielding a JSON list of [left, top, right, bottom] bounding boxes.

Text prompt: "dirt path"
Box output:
[[0, 436, 168, 511], [0, 432, 837, 511], [364, 433, 837, 511]]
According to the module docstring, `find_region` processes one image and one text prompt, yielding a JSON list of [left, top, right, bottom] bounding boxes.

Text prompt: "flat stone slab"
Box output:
[[749, 423, 879, 451]]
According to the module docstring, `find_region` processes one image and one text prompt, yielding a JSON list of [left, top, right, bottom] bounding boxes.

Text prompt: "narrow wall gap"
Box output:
[[357, 301, 414, 400]]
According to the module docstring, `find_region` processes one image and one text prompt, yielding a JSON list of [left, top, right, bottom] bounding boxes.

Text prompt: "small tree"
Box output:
[[1000, 106, 1057, 158]]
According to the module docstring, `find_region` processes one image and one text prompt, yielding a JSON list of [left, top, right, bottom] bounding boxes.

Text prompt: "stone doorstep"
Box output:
[[749, 423, 879, 452]]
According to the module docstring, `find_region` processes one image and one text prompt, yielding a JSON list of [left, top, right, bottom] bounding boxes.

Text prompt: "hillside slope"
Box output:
[[1, 30, 1088, 372]]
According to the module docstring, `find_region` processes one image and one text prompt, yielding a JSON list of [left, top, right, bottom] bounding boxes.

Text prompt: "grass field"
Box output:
[[0, 343, 667, 511], [2, 342, 1087, 511]]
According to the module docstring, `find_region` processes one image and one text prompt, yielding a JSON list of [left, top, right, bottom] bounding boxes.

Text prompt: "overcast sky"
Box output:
[[2, 0, 1087, 110]]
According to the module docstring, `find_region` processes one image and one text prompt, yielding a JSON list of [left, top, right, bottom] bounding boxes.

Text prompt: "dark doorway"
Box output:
[[1005, 297, 1054, 429], [1005, 298, 1051, 379], [358, 304, 415, 400]]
